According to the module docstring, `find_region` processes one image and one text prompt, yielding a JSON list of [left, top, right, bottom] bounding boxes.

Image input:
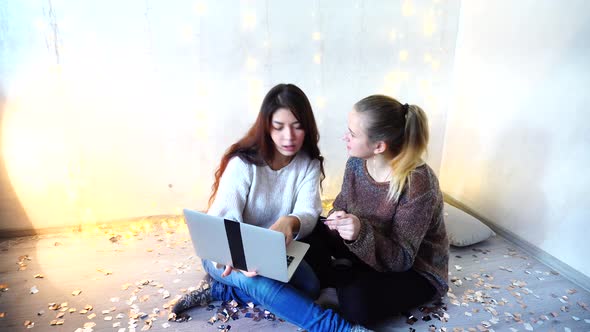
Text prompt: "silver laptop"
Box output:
[[183, 209, 310, 283]]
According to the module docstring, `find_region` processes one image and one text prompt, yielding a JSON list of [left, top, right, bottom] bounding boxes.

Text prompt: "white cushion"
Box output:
[[444, 203, 495, 247]]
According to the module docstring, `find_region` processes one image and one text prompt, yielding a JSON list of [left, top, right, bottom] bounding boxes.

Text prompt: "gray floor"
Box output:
[[0, 217, 589, 332]]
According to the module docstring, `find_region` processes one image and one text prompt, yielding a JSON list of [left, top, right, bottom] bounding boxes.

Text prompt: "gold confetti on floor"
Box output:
[[0, 216, 588, 332]]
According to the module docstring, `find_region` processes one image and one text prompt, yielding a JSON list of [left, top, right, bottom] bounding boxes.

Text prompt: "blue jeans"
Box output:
[[203, 259, 353, 332]]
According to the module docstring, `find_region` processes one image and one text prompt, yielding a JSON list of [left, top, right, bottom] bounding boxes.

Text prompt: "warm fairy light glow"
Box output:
[[181, 24, 194, 42], [1, 2, 449, 232], [423, 53, 441, 71], [193, 109, 210, 141], [390, 29, 398, 41], [315, 97, 326, 110], [193, 1, 207, 16], [417, 78, 433, 96], [32, 216, 189, 292], [2, 53, 192, 230], [34, 19, 45, 31], [195, 81, 209, 97], [431, 59, 441, 71], [313, 53, 322, 64], [242, 11, 257, 29], [192, 80, 213, 142], [246, 56, 258, 71], [247, 78, 265, 116], [423, 8, 437, 37], [399, 50, 409, 61], [321, 199, 334, 215], [402, 0, 416, 17], [382, 70, 410, 96]]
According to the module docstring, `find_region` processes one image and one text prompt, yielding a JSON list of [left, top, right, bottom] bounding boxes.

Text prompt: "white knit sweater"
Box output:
[[208, 152, 322, 239]]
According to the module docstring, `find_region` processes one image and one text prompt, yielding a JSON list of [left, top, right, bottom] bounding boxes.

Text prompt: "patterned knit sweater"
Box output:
[[331, 157, 449, 298]]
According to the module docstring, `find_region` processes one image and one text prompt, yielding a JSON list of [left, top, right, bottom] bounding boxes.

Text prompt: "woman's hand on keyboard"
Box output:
[[270, 216, 300, 246]]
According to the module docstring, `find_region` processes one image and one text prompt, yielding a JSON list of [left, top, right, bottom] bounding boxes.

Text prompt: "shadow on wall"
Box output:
[[484, 125, 549, 244], [0, 85, 33, 237]]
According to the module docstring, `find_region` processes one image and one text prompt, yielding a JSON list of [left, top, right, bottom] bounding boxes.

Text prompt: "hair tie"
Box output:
[[403, 103, 409, 117]]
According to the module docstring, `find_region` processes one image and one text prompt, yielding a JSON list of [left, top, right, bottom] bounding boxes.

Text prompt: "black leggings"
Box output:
[[303, 220, 436, 325]]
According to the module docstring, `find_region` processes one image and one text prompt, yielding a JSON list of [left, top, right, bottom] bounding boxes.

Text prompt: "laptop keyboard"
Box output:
[[286, 255, 295, 267]]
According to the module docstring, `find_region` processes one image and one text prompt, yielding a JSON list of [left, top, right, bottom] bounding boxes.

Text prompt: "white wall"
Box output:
[[0, 1, 459, 231], [440, 1, 590, 277]]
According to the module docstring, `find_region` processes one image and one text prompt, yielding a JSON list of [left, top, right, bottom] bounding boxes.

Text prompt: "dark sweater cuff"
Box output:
[[345, 219, 369, 250]]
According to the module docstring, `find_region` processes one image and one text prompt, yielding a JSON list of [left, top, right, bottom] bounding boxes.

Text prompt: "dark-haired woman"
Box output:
[[172, 83, 372, 332]]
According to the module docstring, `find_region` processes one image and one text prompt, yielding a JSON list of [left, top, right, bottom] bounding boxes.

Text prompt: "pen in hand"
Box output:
[[321, 217, 341, 224]]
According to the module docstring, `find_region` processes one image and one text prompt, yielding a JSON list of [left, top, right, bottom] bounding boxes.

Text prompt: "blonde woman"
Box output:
[[306, 95, 449, 325]]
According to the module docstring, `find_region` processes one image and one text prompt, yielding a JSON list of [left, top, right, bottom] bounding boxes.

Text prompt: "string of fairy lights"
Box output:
[[3, 0, 449, 225]]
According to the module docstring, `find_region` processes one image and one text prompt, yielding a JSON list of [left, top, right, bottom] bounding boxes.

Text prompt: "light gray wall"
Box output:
[[440, 1, 590, 277], [0, 1, 459, 231]]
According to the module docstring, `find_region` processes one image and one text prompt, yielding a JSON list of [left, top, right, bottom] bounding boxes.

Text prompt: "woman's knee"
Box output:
[[201, 259, 216, 277], [238, 276, 290, 303], [290, 261, 320, 299], [303, 277, 320, 299], [337, 284, 375, 325], [202, 259, 224, 280]]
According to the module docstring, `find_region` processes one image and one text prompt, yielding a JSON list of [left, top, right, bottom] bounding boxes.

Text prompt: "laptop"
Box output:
[[183, 209, 310, 283]]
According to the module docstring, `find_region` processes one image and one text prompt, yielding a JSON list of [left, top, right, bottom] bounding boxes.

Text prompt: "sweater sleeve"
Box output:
[[207, 157, 252, 222], [330, 158, 353, 214], [289, 159, 322, 239], [346, 174, 438, 272]]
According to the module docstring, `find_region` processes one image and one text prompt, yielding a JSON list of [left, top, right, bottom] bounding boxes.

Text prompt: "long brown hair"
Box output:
[[208, 83, 325, 208], [354, 95, 429, 202]]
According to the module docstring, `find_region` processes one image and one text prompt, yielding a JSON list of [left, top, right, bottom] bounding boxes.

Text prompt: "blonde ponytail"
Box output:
[[354, 96, 429, 202], [387, 104, 429, 201]]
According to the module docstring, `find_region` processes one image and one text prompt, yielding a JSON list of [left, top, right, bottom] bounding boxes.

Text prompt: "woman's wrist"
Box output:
[[284, 216, 300, 233]]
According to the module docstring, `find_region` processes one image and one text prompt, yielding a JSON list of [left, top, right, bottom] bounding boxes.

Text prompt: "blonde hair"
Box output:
[[354, 95, 429, 202]]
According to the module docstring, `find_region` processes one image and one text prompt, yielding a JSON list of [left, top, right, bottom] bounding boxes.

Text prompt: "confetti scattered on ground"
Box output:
[[375, 239, 590, 331], [0, 216, 588, 332]]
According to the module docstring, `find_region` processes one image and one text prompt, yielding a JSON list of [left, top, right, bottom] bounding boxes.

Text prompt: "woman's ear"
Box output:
[[373, 141, 387, 154]]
